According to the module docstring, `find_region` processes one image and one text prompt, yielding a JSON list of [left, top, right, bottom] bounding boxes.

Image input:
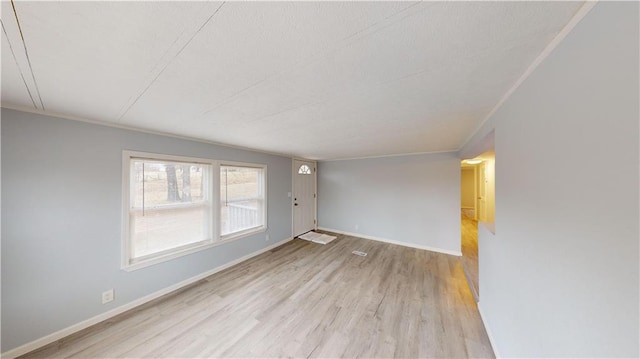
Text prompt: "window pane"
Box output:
[[131, 205, 210, 258], [298, 164, 312, 174], [132, 161, 205, 209], [220, 166, 264, 236], [130, 159, 211, 259]]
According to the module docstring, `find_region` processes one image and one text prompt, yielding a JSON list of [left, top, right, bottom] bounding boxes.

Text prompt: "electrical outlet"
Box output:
[[102, 289, 114, 304], [265, 234, 270, 241]]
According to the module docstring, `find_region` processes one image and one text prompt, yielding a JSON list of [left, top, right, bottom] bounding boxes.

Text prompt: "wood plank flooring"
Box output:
[[21, 232, 494, 358], [461, 210, 479, 300]]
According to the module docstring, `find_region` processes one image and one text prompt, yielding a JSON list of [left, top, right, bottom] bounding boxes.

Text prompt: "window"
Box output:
[[220, 164, 266, 238], [298, 164, 312, 174], [123, 152, 215, 269], [123, 152, 267, 270]]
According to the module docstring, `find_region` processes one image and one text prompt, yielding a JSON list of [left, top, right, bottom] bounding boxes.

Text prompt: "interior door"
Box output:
[[477, 162, 487, 222], [293, 159, 316, 237]]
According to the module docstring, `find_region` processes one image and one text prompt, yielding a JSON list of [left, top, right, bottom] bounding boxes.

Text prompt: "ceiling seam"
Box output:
[[117, 1, 226, 122], [10, 0, 44, 111], [115, 2, 211, 120], [296, 2, 433, 69], [456, 0, 598, 153], [197, 2, 432, 120], [340, 1, 423, 42], [1, 19, 37, 109], [197, 74, 279, 121], [245, 99, 326, 125]]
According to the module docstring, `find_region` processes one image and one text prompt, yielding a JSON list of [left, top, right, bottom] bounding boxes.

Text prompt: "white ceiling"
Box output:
[[2, 1, 583, 160]]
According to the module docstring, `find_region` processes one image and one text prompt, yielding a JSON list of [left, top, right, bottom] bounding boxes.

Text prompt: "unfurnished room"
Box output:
[[1, 1, 638, 358]]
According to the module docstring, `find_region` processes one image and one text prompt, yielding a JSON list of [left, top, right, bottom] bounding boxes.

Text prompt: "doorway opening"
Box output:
[[460, 150, 495, 301]]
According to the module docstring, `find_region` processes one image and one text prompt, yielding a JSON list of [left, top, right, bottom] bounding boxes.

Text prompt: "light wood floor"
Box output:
[[22, 233, 494, 358], [461, 210, 479, 300]]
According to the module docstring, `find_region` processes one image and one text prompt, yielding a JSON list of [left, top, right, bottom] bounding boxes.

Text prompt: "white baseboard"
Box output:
[[1, 237, 293, 359], [477, 301, 501, 358], [317, 227, 462, 256]]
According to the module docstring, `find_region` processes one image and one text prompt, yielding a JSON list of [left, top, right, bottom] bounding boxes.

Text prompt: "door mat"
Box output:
[[298, 231, 337, 245]]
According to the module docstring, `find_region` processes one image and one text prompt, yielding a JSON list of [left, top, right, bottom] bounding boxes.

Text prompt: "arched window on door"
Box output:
[[298, 164, 312, 175]]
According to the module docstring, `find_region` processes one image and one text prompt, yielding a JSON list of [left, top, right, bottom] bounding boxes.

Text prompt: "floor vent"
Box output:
[[352, 251, 367, 257]]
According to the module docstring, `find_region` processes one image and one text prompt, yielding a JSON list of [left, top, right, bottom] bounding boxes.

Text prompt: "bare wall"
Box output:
[[317, 152, 461, 254], [0, 109, 293, 352], [462, 2, 639, 357]]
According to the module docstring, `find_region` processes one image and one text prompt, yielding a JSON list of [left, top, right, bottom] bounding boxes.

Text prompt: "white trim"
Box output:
[[317, 227, 462, 256], [478, 301, 501, 358], [219, 161, 268, 240], [220, 226, 267, 242], [0, 237, 294, 359], [324, 149, 458, 162], [458, 1, 598, 150], [121, 150, 217, 270], [219, 159, 267, 169], [127, 151, 217, 165], [122, 233, 269, 272]]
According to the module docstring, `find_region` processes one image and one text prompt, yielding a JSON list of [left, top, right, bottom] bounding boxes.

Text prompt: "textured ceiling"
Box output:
[[1, 1, 583, 160]]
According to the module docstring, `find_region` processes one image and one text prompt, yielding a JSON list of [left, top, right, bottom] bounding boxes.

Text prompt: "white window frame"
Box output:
[[122, 151, 269, 271], [122, 151, 218, 271], [219, 161, 267, 241]]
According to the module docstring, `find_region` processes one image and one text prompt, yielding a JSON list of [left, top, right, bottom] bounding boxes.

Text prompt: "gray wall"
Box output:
[[1, 109, 293, 352], [462, 2, 639, 357], [318, 152, 461, 254]]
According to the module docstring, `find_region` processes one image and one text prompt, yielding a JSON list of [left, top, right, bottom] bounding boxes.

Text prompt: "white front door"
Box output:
[[293, 159, 316, 237]]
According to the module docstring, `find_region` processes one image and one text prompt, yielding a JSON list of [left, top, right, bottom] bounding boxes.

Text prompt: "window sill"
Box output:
[[122, 227, 265, 271], [221, 225, 267, 242]]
